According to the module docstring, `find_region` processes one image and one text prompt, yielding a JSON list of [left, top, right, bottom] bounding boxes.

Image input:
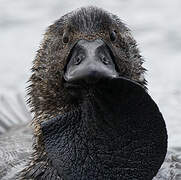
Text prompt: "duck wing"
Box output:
[[0, 92, 33, 179], [154, 150, 181, 180], [0, 125, 33, 180], [0, 93, 31, 134]]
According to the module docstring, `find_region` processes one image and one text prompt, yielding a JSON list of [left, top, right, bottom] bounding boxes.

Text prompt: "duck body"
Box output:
[[1, 133, 181, 180], [0, 90, 181, 180]]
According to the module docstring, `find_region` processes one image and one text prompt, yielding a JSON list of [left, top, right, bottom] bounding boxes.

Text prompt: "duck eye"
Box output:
[[110, 30, 117, 42], [62, 32, 69, 44]]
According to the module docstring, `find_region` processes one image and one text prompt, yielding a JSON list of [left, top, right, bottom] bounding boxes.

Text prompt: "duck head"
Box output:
[[23, 6, 167, 180]]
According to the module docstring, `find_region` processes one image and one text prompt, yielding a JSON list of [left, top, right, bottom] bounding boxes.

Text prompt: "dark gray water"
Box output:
[[0, 0, 181, 147]]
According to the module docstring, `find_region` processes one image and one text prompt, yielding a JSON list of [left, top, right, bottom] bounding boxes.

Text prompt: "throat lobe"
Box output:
[[41, 77, 167, 180]]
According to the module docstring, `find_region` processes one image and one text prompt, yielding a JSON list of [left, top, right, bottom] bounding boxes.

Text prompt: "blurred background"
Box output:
[[0, 0, 180, 148]]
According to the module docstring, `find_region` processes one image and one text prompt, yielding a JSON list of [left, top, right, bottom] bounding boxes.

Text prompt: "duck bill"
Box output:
[[64, 39, 119, 84]]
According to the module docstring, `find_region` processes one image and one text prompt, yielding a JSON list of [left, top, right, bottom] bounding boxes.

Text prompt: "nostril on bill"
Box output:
[[100, 55, 110, 65], [73, 54, 85, 65]]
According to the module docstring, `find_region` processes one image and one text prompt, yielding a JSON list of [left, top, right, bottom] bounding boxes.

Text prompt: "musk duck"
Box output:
[[0, 6, 181, 180]]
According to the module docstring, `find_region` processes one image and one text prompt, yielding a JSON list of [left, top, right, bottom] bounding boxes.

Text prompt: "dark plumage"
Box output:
[[0, 6, 181, 180], [23, 6, 148, 178]]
